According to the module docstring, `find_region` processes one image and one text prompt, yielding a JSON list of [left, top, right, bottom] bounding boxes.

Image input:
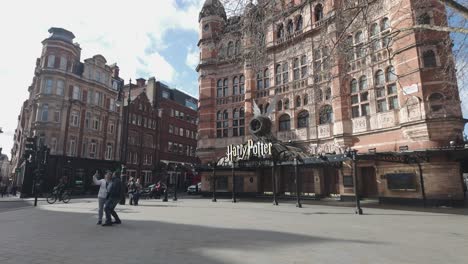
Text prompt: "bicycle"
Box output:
[[46, 189, 71, 204]]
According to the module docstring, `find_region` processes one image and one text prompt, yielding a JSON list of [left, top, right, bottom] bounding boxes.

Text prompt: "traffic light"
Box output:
[[24, 137, 37, 162], [39, 145, 50, 165]]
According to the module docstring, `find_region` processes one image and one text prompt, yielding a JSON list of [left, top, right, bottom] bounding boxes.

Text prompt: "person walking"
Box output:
[[0, 182, 5, 197], [133, 178, 142, 206], [127, 177, 136, 205], [102, 172, 122, 226], [93, 170, 111, 225]]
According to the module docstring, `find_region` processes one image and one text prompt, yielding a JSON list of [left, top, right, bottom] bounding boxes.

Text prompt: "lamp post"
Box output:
[[162, 172, 169, 202], [173, 165, 178, 201], [116, 79, 132, 205], [231, 161, 236, 203], [209, 162, 217, 202], [272, 160, 278, 206], [294, 157, 302, 208], [349, 149, 363, 215]]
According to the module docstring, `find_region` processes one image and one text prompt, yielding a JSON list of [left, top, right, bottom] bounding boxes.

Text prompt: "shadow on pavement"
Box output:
[[0, 205, 388, 264]]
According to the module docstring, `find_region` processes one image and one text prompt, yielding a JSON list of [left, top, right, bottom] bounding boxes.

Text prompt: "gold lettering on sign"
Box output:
[[226, 140, 273, 162]]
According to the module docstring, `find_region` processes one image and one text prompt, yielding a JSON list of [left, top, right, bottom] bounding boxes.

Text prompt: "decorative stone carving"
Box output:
[[318, 124, 331, 138], [377, 111, 397, 128], [352, 116, 368, 133], [307, 140, 346, 155]]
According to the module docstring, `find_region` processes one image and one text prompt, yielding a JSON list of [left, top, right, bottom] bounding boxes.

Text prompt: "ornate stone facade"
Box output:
[[196, 0, 466, 204]]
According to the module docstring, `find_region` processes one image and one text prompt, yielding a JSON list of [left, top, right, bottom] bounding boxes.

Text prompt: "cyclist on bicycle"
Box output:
[[54, 178, 66, 200]]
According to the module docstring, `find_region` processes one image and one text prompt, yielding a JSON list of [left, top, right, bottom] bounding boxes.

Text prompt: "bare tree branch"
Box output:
[[438, 0, 468, 20], [399, 24, 468, 34]]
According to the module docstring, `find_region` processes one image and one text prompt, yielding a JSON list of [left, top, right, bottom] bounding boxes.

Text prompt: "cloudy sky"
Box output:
[[0, 0, 466, 158], [0, 0, 204, 157]]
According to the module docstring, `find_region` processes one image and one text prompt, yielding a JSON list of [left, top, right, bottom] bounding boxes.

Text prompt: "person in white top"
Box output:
[[93, 170, 111, 225]]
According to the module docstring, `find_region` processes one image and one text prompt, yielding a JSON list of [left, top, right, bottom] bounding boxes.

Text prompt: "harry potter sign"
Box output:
[[226, 140, 272, 162]]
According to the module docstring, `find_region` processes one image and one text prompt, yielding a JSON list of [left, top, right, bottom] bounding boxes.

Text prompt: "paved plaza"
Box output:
[[0, 197, 467, 264]]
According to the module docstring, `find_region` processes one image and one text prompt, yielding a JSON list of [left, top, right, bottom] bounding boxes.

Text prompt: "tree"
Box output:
[[212, 0, 467, 125]]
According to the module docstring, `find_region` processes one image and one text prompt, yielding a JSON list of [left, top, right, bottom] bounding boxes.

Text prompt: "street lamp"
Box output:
[[116, 79, 132, 205], [347, 149, 363, 215], [173, 164, 178, 201], [163, 171, 169, 202], [231, 161, 236, 203], [294, 157, 302, 208], [272, 160, 278, 206], [209, 161, 217, 202]]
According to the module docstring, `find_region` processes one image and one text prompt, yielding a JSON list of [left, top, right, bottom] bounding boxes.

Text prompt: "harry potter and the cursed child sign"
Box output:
[[226, 140, 273, 162]]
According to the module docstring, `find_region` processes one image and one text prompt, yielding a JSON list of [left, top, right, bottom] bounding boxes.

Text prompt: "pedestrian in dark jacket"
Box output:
[[102, 172, 122, 226]]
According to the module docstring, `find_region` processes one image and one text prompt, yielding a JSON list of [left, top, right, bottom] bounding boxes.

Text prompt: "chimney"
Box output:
[[136, 78, 146, 87], [110, 64, 120, 78]]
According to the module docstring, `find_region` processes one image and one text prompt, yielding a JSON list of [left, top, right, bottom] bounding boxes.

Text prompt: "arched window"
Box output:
[[233, 108, 239, 119], [223, 78, 228, 96], [279, 114, 291, 131], [303, 94, 309, 105], [264, 68, 270, 88], [300, 55, 308, 78], [239, 107, 245, 135], [257, 71, 263, 90], [325, 88, 332, 100], [219, 44, 225, 58], [359, 76, 367, 90], [429, 93, 444, 112], [217, 80, 223, 97], [227, 41, 234, 57], [277, 100, 283, 111], [319, 105, 333, 124], [233, 77, 238, 95], [381, 17, 390, 31], [287, 19, 294, 35], [216, 110, 227, 138], [293, 58, 300, 80], [386, 66, 396, 82], [417, 13, 431, 25], [316, 89, 323, 102], [275, 64, 282, 84], [296, 15, 303, 31], [296, 96, 301, 107], [277, 24, 284, 39], [234, 40, 240, 55], [423, 50, 437, 67], [297, 111, 309, 128], [240, 107, 245, 118], [355, 31, 363, 44], [239, 75, 245, 94], [375, 70, 384, 86], [370, 23, 379, 37], [315, 4, 323, 22], [351, 79, 358, 93], [41, 104, 49, 122], [282, 62, 289, 84], [284, 99, 290, 110]]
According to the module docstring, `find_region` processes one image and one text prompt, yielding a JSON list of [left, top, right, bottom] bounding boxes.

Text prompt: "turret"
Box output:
[[198, 0, 227, 63]]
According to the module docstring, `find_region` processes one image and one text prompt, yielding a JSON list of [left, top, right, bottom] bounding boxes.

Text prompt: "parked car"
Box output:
[[187, 182, 201, 194], [140, 182, 166, 199]]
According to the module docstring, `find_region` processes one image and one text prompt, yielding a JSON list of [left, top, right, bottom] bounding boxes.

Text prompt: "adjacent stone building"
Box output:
[[121, 78, 199, 189], [10, 28, 123, 195], [197, 0, 466, 204]]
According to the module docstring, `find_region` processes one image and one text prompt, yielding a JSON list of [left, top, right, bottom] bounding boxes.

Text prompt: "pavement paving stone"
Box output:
[[0, 198, 467, 264]]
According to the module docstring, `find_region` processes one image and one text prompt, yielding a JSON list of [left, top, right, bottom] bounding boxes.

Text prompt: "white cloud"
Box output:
[[186, 46, 199, 70], [0, 0, 204, 157]]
